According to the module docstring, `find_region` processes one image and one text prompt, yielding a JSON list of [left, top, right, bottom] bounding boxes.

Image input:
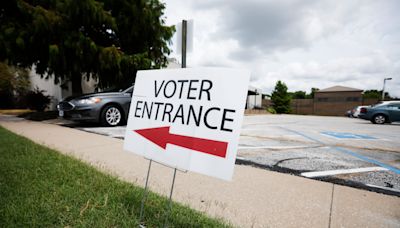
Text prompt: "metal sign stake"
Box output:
[[139, 159, 153, 227], [164, 168, 177, 228]]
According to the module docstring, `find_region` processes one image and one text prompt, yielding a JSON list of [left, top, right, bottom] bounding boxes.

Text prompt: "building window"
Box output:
[[346, 97, 360, 102]]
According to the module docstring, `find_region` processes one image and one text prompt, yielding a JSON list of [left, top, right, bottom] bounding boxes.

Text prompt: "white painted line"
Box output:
[[236, 156, 248, 161], [301, 167, 388, 178], [238, 145, 310, 150], [366, 184, 400, 193]]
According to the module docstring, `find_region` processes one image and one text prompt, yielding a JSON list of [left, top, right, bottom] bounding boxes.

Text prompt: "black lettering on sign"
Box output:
[[187, 80, 199, 99], [154, 80, 164, 97], [173, 104, 185, 124], [142, 101, 153, 119], [164, 80, 177, 98], [177, 80, 189, 99], [199, 80, 212, 101], [134, 101, 143, 118], [133, 101, 237, 132], [162, 103, 173, 122], [204, 107, 220, 130], [188, 105, 202, 127], [221, 109, 235, 132], [153, 102, 163, 120]]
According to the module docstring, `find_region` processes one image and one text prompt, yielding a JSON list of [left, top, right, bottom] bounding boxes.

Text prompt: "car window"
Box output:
[[123, 86, 134, 94], [387, 104, 400, 110], [372, 103, 385, 108]]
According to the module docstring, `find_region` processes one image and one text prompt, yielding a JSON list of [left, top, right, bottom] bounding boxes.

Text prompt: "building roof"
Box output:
[[317, 86, 363, 93], [248, 85, 260, 95]]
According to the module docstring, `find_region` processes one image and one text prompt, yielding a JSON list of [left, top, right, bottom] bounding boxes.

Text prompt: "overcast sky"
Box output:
[[163, 0, 400, 97]]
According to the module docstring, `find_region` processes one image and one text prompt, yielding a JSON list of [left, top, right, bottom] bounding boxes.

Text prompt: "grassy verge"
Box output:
[[0, 126, 230, 227]]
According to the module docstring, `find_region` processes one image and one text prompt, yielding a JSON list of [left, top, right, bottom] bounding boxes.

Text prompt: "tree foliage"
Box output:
[[0, 61, 30, 108], [290, 90, 306, 99], [308, 87, 319, 99], [363, 90, 384, 99], [289, 88, 319, 99], [0, 0, 174, 94], [271, 80, 291, 114]]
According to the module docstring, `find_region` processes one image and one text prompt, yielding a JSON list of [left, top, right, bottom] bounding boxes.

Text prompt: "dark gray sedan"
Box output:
[[57, 86, 133, 126], [359, 101, 400, 124]]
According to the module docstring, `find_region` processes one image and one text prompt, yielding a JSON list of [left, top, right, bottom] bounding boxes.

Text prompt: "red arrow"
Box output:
[[134, 126, 228, 158]]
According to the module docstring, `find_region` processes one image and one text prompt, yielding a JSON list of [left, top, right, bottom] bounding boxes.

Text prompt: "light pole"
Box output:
[[382, 77, 392, 100]]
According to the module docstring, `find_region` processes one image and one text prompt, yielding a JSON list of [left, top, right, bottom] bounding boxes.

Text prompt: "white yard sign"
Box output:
[[123, 67, 250, 180]]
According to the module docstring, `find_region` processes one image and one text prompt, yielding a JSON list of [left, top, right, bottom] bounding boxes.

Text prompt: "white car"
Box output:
[[352, 105, 369, 118]]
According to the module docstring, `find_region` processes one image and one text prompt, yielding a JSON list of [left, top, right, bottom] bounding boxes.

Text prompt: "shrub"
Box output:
[[0, 62, 31, 108], [0, 91, 14, 108], [267, 107, 277, 114], [25, 88, 51, 111]]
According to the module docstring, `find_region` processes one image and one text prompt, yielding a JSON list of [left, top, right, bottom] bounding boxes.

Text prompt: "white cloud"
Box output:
[[163, 0, 400, 97]]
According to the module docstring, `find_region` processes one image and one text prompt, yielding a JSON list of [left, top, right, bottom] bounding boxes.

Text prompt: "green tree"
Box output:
[[306, 87, 319, 99], [271, 80, 291, 114], [363, 90, 384, 99], [0, 0, 174, 95], [290, 90, 306, 99]]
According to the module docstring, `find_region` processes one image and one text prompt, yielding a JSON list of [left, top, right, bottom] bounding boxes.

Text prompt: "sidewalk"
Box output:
[[1, 117, 399, 227]]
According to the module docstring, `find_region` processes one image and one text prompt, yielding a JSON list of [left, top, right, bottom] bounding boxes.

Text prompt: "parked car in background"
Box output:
[[345, 109, 353, 117], [352, 105, 369, 118], [57, 86, 133, 126], [359, 101, 400, 124]]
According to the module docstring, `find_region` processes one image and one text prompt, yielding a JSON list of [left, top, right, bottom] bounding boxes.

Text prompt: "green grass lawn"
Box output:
[[0, 126, 230, 227]]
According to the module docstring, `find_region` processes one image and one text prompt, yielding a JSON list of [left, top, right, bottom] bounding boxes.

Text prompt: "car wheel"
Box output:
[[372, 114, 386, 124], [101, 105, 123, 127]]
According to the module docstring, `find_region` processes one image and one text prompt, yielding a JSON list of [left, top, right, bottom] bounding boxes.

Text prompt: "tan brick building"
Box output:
[[314, 86, 363, 116]]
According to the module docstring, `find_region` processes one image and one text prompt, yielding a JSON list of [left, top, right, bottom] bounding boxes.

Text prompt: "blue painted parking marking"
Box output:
[[280, 127, 400, 175], [321, 131, 376, 140]]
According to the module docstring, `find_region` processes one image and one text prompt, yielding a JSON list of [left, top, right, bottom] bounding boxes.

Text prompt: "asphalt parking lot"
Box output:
[[59, 114, 400, 196]]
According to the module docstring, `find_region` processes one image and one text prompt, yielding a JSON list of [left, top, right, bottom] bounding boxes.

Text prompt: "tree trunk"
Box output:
[[71, 74, 82, 96]]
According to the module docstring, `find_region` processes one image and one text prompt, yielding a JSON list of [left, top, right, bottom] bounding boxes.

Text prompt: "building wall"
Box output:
[[362, 98, 380, 106], [262, 98, 272, 108], [29, 70, 97, 110], [29, 71, 64, 110], [314, 91, 362, 116], [268, 93, 379, 116], [291, 99, 314, 115], [246, 94, 262, 109]]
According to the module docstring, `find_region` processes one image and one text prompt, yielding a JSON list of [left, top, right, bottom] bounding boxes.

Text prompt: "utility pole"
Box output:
[[382, 77, 392, 100], [181, 20, 187, 68]]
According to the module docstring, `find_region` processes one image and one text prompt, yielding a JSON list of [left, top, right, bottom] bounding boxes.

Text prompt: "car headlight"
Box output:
[[77, 97, 102, 105]]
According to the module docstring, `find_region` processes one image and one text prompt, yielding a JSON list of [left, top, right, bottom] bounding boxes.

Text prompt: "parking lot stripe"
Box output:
[[301, 167, 388, 178], [238, 145, 311, 149], [333, 147, 400, 175], [280, 127, 400, 175]]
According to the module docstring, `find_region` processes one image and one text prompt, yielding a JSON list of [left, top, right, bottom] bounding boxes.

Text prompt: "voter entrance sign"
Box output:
[[123, 67, 250, 180]]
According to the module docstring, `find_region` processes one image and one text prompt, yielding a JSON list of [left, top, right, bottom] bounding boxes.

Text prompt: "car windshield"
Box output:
[[122, 85, 134, 93], [96, 85, 133, 93], [371, 102, 385, 108]]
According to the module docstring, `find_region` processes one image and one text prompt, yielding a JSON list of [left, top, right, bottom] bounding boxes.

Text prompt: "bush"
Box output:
[[25, 88, 51, 111], [267, 107, 277, 114], [0, 92, 14, 108], [0, 62, 31, 108]]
